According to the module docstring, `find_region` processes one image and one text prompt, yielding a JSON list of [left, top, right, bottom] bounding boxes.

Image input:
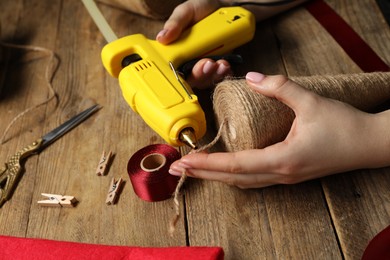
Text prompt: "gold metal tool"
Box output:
[[0, 104, 101, 208], [179, 128, 198, 149]]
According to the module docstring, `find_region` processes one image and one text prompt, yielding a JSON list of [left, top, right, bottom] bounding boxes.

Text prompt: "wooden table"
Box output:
[[1, 0, 389, 259]]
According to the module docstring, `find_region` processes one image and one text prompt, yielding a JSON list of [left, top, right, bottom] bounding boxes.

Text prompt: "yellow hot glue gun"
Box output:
[[100, 6, 255, 148]]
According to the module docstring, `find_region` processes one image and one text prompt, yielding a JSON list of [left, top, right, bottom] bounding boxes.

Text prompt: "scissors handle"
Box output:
[[0, 138, 43, 207]]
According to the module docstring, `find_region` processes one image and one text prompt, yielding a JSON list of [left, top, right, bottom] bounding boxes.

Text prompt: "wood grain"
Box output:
[[0, 0, 62, 237], [317, 1, 390, 259]]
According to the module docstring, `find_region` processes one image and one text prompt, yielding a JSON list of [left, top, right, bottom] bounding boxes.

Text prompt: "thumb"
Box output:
[[156, 1, 220, 44], [156, 2, 194, 44], [245, 72, 315, 112]]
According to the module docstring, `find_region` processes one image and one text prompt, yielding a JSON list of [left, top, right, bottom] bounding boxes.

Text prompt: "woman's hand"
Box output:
[[169, 72, 390, 188], [156, 0, 231, 88]]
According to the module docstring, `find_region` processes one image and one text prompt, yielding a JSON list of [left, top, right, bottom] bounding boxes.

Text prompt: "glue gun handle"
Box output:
[[155, 6, 255, 68]]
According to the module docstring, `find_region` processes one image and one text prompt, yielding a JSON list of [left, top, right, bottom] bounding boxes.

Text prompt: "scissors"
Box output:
[[0, 104, 100, 207]]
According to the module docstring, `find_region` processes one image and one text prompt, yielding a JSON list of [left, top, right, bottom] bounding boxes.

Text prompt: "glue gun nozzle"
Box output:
[[179, 128, 198, 149]]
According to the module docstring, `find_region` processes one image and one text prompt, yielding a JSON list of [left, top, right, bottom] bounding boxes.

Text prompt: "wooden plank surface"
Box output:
[[279, 1, 390, 259], [0, 0, 389, 259], [0, 0, 186, 246]]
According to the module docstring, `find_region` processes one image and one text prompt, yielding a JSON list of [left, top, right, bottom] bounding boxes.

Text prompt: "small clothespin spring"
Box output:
[[38, 193, 78, 207], [106, 177, 123, 205], [96, 150, 113, 176]]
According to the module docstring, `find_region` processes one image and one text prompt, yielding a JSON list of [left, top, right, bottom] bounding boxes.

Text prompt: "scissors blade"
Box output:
[[39, 104, 101, 151], [0, 104, 100, 207]]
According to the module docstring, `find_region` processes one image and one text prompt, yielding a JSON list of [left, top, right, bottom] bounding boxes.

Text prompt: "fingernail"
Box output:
[[168, 162, 187, 176], [216, 63, 229, 75], [203, 60, 214, 74], [168, 160, 192, 176], [156, 29, 168, 40], [178, 161, 191, 168], [169, 168, 182, 176], [246, 72, 265, 83]]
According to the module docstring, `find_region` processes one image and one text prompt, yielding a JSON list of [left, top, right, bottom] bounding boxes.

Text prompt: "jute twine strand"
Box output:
[[169, 121, 225, 235], [213, 72, 390, 152], [0, 42, 58, 144]]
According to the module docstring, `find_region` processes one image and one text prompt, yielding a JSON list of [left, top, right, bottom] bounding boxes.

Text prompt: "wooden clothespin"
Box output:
[[106, 177, 123, 205], [38, 193, 78, 207], [96, 150, 113, 176]]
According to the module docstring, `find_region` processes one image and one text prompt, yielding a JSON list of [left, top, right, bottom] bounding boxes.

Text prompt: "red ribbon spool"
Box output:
[[127, 144, 181, 202]]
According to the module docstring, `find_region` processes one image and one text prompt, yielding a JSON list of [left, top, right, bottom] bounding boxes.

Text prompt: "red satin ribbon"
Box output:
[[305, 0, 390, 72], [362, 225, 390, 259], [127, 144, 180, 202], [306, 1, 390, 256]]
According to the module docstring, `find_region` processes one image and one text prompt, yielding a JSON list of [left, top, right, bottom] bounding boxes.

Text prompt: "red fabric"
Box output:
[[306, 0, 390, 72], [0, 236, 224, 260], [362, 225, 390, 260]]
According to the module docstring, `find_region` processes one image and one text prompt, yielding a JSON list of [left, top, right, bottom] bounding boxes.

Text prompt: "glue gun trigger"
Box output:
[[178, 54, 243, 78]]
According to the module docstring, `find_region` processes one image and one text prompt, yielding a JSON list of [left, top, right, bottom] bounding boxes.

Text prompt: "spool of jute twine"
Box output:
[[97, 0, 185, 19], [213, 72, 390, 152], [170, 72, 390, 234]]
